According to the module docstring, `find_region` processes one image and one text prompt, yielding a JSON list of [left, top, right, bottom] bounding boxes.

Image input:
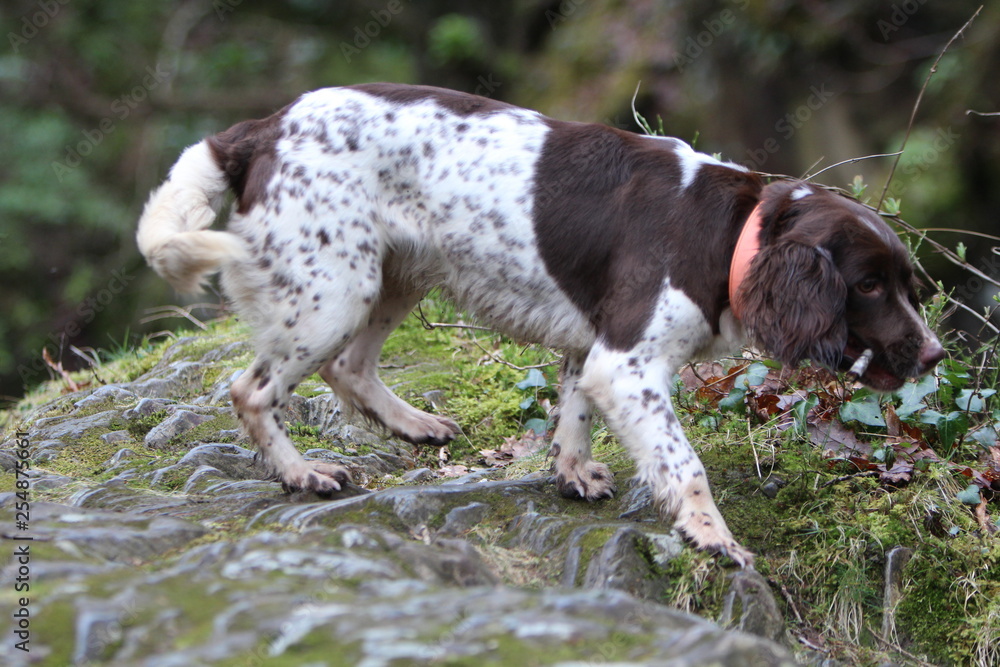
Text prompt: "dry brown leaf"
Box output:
[[438, 464, 469, 478], [878, 461, 914, 484], [811, 419, 873, 458], [481, 430, 547, 467]]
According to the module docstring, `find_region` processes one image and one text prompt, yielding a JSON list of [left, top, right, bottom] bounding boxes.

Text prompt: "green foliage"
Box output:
[[427, 14, 487, 64], [717, 361, 768, 414]]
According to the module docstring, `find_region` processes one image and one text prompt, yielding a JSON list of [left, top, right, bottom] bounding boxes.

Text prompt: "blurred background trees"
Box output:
[[1, 0, 997, 402]]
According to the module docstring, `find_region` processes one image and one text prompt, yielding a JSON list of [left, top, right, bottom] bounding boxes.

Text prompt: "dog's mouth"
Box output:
[[840, 335, 906, 392]]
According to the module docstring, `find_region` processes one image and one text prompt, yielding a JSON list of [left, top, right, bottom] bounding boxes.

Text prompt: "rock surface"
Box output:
[[0, 335, 797, 666]]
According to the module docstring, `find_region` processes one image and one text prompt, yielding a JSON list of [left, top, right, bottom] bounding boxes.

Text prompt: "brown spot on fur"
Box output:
[[207, 105, 291, 214]]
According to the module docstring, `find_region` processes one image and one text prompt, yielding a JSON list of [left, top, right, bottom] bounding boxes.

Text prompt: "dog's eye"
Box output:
[[856, 278, 880, 294]]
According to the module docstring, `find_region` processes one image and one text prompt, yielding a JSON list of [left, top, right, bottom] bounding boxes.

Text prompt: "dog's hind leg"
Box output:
[[228, 269, 383, 495], [318, 289, 462, 446], [231, 350, 351, 494], [550, 350, 616, 500]]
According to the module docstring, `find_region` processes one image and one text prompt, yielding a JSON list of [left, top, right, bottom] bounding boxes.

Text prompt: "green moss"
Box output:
[[42, 429, 159, 479], [31, 598, 77, 666], [0, 471, 15, 493]]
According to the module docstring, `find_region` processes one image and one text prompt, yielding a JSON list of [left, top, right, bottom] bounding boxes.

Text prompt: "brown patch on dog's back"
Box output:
[[531, 121, 763, 349]]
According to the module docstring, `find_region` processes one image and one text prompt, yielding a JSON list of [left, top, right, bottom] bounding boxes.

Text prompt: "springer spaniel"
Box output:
[[137, 83, 944, 566]]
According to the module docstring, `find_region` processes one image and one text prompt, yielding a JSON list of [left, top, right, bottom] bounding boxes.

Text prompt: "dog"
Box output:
[[137, 83, 944, 566]]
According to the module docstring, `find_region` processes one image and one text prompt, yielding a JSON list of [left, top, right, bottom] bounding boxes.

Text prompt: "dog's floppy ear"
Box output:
[[738, 241, 847, 369]]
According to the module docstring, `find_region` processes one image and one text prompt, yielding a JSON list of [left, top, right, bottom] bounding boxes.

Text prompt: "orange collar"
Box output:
[[728, 202, 765, 321]]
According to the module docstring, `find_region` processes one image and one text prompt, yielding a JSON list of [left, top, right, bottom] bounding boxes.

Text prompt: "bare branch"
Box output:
[[805, 152, 903, 182], [877, 6, 984, 211]]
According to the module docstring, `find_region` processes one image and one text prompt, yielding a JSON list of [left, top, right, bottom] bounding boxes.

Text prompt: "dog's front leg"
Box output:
[[579, 340, 755, 568]]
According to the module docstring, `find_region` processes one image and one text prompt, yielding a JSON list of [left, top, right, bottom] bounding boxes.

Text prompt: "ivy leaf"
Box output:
[[936, 411, 969, 448], [745, 362, 769, 387], [955, 388, 996, 413], [719, 386, 747, 414], [792, 393, 819, 433], [516, 368, 547, 390], [840, 392, 886, 427], [970, 425, 998, 449], [956, 484, 981, 506], [895, 375, 937, 418], [922, 410, 969, 448], [519, 396, 535, 410], [523, 418, 550, 435]]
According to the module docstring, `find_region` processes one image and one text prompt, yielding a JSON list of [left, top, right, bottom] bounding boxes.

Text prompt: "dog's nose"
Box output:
[[919, 339, 945, 371]]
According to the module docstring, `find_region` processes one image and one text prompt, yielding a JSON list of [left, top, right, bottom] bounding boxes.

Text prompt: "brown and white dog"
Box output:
[[137, 83, 944, 566]]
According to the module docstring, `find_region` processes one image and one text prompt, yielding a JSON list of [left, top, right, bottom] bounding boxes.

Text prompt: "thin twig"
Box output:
[[966, 109, 1000, 117], [805, 152, 902, 182], [140, 305, 209, 329], [631, 81, 655, 135], [469, 336, 560, 371], [915, 228, 1000, 242], [799, 155, 825, 180], [877, 6, 984, 211]]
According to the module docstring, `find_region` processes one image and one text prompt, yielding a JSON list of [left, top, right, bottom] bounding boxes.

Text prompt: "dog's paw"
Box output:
[[675, 508, 755, 568], [395, 412, 461, 447], [555, 460, 617, 501], [281, 461, 351, 498]]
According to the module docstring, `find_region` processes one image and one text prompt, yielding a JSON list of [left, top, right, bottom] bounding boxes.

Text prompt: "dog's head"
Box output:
[[737, 181, 944, 391]]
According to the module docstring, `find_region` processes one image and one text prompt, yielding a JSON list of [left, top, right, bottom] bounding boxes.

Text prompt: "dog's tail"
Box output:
[[136, 141, 247, 293]]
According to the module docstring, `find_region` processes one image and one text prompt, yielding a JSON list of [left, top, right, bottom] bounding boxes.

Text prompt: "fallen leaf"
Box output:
[[811, 419, 873, 458], [437, 464, 469, 478], [480, 430, 547, 467], [679, 362, 727, 392], [878, 460, 914, 484]]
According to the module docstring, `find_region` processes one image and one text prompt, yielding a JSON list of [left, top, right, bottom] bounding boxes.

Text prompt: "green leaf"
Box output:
[[745, 362, 769, 387], [840, 392, 886, 427], [938, 359, 971, 389], [895, 375, 937, 418], [884, 197, 902, 215], [956, 484, 981, 506], [516, 368, 547, 390], [850, 174, 867, 199], [519, 397, 535, 411], [719, 386, 747, 414], [936, 411, 970, 448], [970, 425, 998, 449], [792, 393, 819, 433], [956, 241, 967, 262], [956, 388, 996, 413], [524, 418, 550, 435]]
